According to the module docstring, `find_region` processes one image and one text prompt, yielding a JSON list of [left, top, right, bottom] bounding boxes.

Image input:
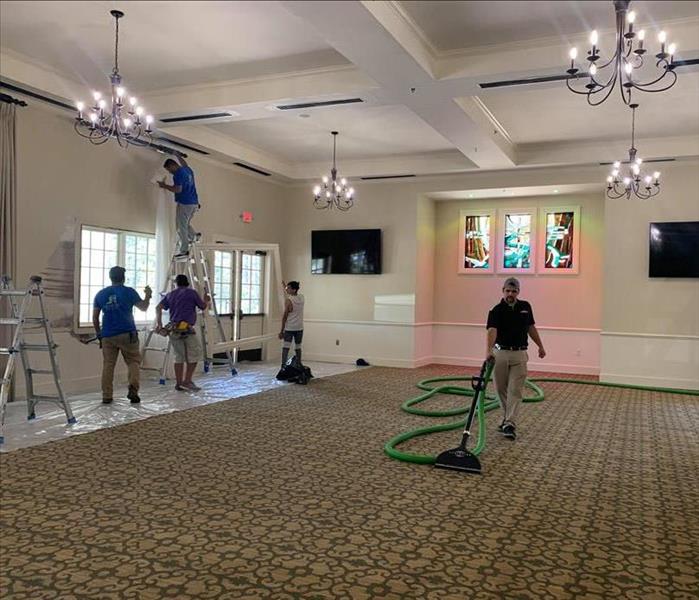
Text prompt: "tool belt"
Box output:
[[159, 321, 195, 338]]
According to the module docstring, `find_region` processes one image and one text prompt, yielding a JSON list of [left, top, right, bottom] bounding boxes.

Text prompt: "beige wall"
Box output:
[[602, 160, 699, 336], [282, 183, 419, 322], [600, 160, 699, 389], [433, 192, 605, 329], [14, 103, 287, 394]]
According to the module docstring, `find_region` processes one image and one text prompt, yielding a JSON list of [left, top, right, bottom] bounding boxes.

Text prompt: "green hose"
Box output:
[[384, 372, 699, 465]]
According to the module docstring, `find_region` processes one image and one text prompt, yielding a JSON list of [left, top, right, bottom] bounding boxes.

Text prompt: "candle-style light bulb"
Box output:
[[607, 176, 613, 183], [613, 161, 621, 168], [653, 171, 660, 179], [638, 29, 645, 41], [76, 101, 84, 112], [627, 11, 636, 24], [658, 31, 667, 44], [625, 62, 633, 75], [135, 106, 144, 116], [590, 64, 598, 76], [668, 43, 677, 56], [129, 97, 137, 107], [644, 175, 652, 184], [145, 115, 154, 125], [98, 99, 106, 110], [569, 47, 578, 60], [590, 30, 599, 46], [623, 177, 631, 186], [93, 91, 101, 102]]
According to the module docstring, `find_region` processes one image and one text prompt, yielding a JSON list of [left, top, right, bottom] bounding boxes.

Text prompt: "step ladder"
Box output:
[[0, 275, 76, 445], [141, 242, 237, 385]]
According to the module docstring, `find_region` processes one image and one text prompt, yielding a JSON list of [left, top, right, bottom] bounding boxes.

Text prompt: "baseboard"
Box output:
[[414, 356, 434, 368], [431, 355, 599, 376], [600, 372, 699, 391]]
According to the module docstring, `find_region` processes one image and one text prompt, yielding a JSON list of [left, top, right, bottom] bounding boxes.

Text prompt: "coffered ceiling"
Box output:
[[1, 0, 698, 180]]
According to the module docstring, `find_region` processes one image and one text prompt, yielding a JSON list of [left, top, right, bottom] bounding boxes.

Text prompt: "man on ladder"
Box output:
[[155, 274, 209, 391], [158, 153, 201, 258]]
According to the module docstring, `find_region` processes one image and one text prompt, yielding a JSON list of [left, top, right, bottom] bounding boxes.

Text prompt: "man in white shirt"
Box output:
[[278, 280, 304, 368]]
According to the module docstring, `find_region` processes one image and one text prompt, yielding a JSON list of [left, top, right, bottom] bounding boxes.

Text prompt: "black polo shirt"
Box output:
[[486, 299, 535, 348]]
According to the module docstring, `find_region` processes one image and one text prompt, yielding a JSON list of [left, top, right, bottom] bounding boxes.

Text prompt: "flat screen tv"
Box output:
[[311, 229, 382, 274], [649, 221, 699, 278]]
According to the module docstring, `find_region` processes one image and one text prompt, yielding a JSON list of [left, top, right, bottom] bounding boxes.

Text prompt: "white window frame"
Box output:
[[75, 225, 156, 331], [240, 253, 265, 316], [213, 250, 235, 315]]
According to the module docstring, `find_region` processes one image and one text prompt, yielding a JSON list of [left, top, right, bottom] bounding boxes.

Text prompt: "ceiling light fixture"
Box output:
[[74, 10, 153, 147], [565, 0, 678, 106], [606, 103, 660, 199], [313, 131, 354, 211]]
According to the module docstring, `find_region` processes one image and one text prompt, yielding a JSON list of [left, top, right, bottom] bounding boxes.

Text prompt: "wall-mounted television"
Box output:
[[649, 221, 699, 278], [311, 229, 382, 274]]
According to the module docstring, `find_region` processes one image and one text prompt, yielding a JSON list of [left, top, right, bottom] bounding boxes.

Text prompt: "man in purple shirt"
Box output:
[[156, 274, 209, 391]]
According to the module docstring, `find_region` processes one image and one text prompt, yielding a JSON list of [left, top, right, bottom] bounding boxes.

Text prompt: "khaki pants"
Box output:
[[493, 349, 528, 425], [101, 332, 141, 400]]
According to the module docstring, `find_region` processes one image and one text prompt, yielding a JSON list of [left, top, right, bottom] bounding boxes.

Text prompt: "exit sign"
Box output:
[[241, 211, 253, 223]]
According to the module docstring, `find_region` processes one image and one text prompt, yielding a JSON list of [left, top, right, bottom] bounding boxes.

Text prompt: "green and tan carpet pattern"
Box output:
[[1, 365, 698, 599]]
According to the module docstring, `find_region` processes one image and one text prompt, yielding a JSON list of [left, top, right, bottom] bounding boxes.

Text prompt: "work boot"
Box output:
[[127, 388, 141, 404], [102, 398, 113, 405], [502, 423, 516, 440]]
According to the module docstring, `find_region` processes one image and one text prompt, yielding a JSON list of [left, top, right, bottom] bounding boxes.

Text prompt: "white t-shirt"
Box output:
[[285, 293, 305, 331]]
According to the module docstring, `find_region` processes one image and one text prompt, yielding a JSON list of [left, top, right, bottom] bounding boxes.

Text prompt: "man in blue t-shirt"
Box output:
[[93, 266, 152, 405], [159, 153, 201, 257]]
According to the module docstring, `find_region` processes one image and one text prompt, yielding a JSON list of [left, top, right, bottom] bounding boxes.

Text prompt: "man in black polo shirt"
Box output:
[[486, 277, 546, 440]]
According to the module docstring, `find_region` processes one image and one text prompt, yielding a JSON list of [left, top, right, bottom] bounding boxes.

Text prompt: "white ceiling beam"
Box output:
[[161, 125, 296, 178], [280, 0, 517, 170]]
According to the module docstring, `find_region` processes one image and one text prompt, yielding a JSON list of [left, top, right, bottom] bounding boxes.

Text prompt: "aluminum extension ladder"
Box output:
[[140, 242, 237, 384], [0, 275, 76, 445]]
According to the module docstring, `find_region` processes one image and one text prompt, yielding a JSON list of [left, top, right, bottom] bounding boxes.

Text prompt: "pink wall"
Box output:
[[431, 193, 605, 330]]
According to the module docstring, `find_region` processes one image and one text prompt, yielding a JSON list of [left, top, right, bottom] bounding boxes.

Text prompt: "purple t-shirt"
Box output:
[[161, 287, 206, 326]]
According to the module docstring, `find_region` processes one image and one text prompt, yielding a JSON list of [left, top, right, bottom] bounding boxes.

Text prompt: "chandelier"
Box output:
[[566, 0, 678, 106], [313, 131, 354, 211], [74, 10, 153, 147], [606, 104, 660, 200]]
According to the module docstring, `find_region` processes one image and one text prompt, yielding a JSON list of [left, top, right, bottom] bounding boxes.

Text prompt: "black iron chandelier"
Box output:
[[74, 10, 153, 147], [313, 131, 354, 211], [606, 104, 661, 200], [566, 0, 678, 106]]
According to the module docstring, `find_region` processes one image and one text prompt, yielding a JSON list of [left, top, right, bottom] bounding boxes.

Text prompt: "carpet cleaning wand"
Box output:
[[434, 358, 493, 474]]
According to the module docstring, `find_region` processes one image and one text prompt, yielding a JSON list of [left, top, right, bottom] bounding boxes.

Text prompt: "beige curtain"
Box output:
[[0, 102, 17, 283], [1, 102, 17, 394]]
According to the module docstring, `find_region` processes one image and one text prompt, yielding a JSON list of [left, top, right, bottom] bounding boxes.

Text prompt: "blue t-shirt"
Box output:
[[93, 285, 143, 338], [173, 166, 199, 205]]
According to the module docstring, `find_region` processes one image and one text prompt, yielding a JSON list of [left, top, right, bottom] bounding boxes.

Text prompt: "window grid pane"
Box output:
[[214, 251, 234, 315], [79, 228, 155, 327]]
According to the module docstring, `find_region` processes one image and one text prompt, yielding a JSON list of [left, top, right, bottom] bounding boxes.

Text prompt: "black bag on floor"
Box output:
[[276, 356, 313, 385]]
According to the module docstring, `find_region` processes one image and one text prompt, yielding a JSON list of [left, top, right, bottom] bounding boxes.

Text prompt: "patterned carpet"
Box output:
[[1, 365, 698, 599]]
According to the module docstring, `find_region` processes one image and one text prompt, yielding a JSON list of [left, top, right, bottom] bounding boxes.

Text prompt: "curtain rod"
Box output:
[[0, 92, 28, 107]]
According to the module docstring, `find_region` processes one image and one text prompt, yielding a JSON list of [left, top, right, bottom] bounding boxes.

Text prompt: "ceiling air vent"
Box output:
[[276, 98, 363, 110], [360, 174, 416, 180], [158, 137, 210, 155], [599, 158, 675, 166], [159, 112, 234, 123], [479, 74, 572, 90], [480, 59, 697, 89], [233, 162, 271, 176]]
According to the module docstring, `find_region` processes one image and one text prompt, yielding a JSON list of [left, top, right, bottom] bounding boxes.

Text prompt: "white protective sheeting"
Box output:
[[0, 361, 359, 452], [152, 169, 175, 297]]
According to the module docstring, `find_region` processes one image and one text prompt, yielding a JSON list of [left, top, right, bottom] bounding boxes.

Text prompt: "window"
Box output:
[[78, 226, 157, 327], [241, 253, 264, 315], [213, 250, 234, 314]]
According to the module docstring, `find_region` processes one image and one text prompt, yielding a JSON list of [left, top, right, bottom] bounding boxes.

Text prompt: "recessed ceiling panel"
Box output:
[[206, 104, 455, 162], [400, 1, 699, 52], [0, 1, 348, 91]]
